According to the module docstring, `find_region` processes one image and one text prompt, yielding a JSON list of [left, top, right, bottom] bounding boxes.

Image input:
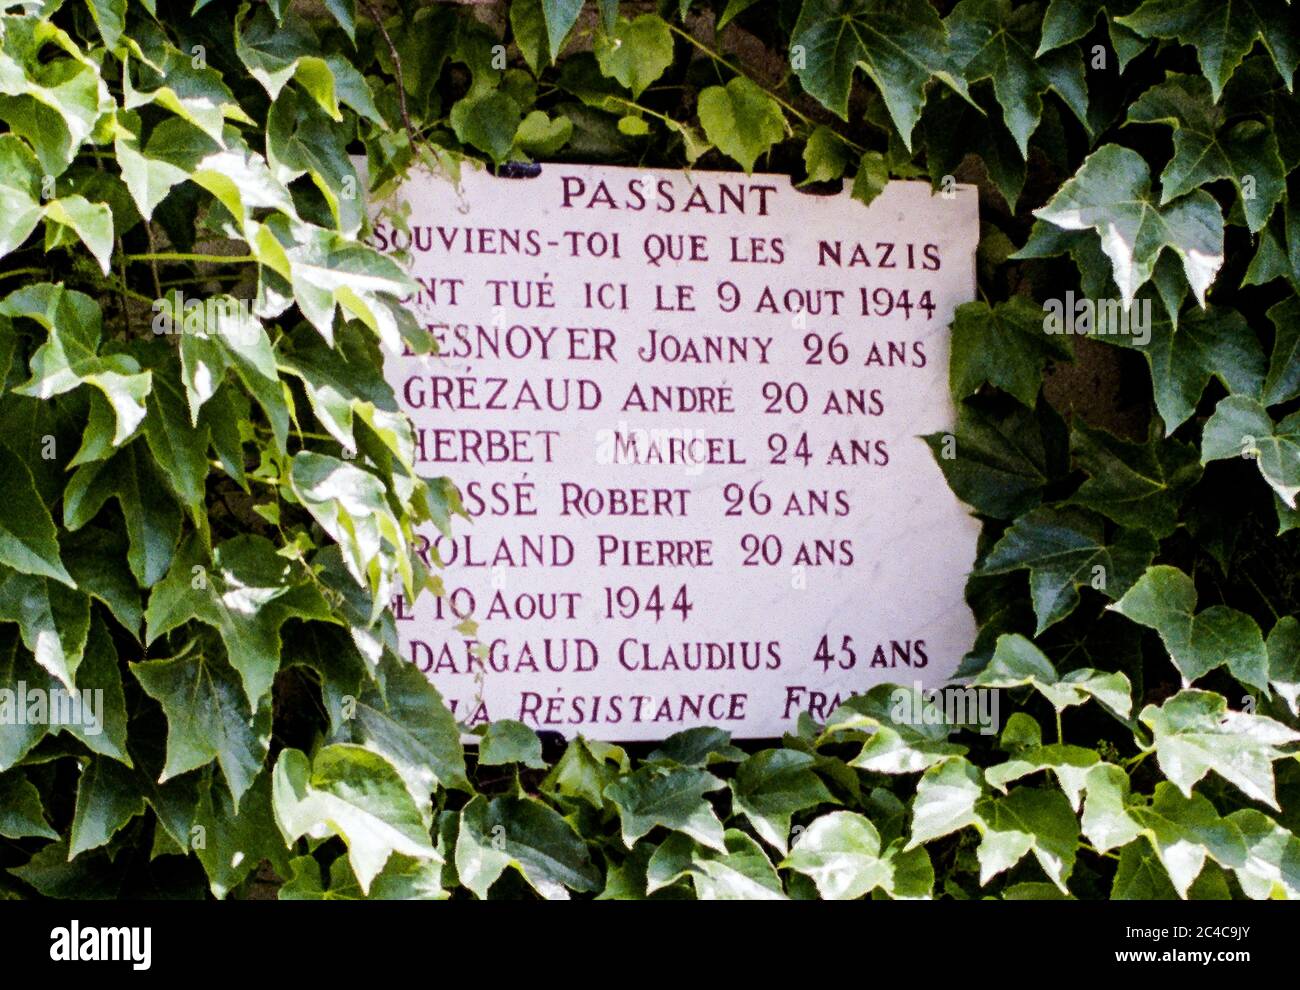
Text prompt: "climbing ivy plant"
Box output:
[[0, 0, 1298, 900]]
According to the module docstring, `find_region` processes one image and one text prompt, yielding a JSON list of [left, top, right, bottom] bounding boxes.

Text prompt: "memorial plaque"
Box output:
[[373, 163, 982, 739]]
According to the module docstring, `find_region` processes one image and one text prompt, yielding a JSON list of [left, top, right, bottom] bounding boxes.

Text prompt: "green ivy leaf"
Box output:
[[594, 15, 674, 98], [950, 296, 1071, 406], [1030, 144, 1224, 308], [947, 0, 1090, 157], [604, 765, 727, 851], [145, 535, 336, 709], [1, 284, 151, 447], [975, 786, 1079, 892], [131, 646, 271, 809], [64, 440, 182, 588], [850, 149, 889, 207], [1039, 0, 1148, 69], [923, 400, 1068, 519], [272, 744, 438, 895], [1127, 72, 1285, 233], [1266, 616, 1300, 717], [824, 684, 968, 773], [0, 443, 74, 587], [455, 793, 601, 899], [479, 719, 547, 769], [986, 745, 1102, 810], [974, 633, 1134, 718], [450, 90, 523, 165], [791, 0, 968, 149], [1263, 297, 1300, 406], [1141, 689, 1300, 808], [979, 506, 1157, 633], [1066, 423, 1201, 538], [785, 812, 931, 899], [69, 755, 145, 857], [802, 125, 848, 183], [1117, 0, 1299, 101], [1202, 395, 1300, 508], [697, 76, 785, 174], [0, 770, 57, 839], [1110, 564, 1271, 693], [0, 567, 90, 691], [730, 749, 836, 853], [907, 756, 984, 848]]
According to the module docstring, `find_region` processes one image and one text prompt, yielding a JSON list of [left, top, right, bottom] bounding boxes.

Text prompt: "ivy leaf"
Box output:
[[541, 0, 585, 60], [122, 44, 251, 143], [1263, 297, 1300, 406], [330, 652, 470, 812], [659, 830, 788, 900], [479, 719, 547, 770], [0, 631, 48, 768], [1266, 616, 1300, 717], [947, 0, 1090, 157], [791, 0, 969, 149], [450, 90, 523, 165], [131, 646, 271, 810], [974, 633, 1134, 718], [113, 112, 221, 222], [193, 768, 291, 899], [455, 794, 601, 899], [42, 195, 113, 274], [144, 535, 336, 709], [1080, 763, 1143, 852], [0, 443, 74, 587], [69, 756, 145, 857], [0, 134, 44, 258], [0, 284, 151, 447], [272, 744, 438, 896], [846, 150, 888, 207], [603, 765, 727, 851], [1202, 396, 1300, 508], [1127, 72, 1285, 232], [289, 452, 411, 612], [907, 757, 984, 848], [975, 787, 1079, 892], [802, 125, 848, 183], [1039, 0, 1148, 69], [950, 296, 1071, 406], [1127, 783, 1250, 898], [923, 400, 1069, 519], [1030, 144, 1224, 308], [514, 109, 572, 156], [1227, 808, 1300, 899], [142, 359, 210, 524], [0, 771, 57, 839], [1066, 423, 1201, 538], [59, 613, 130, 763], [0, 567, 90, 691], [979, 506, 1157, 633], [697, 77, 786, 174], [267, 87, 363, 236], [986, 745, 1102, 810], [824, 684, 968, 773], [1117, 0, 1299, 101], [730, 749, 836, 853], [178, 303, 287, 451], [646, 727, 745, 767], [64, 440, 182, 588], [542, 738, 628, 808], [0, 16, 111, 175], [594, 15, 674, 99], [923, 87, 1025, 210], [1109, 305, 1266, 433], [1140, 689, 1300, 808], [785, 812, 931, 899], [1110, 565, 1271, 693]]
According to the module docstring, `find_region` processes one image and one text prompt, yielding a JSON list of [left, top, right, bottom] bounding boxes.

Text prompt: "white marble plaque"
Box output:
[[373, 162, 982, 740]]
